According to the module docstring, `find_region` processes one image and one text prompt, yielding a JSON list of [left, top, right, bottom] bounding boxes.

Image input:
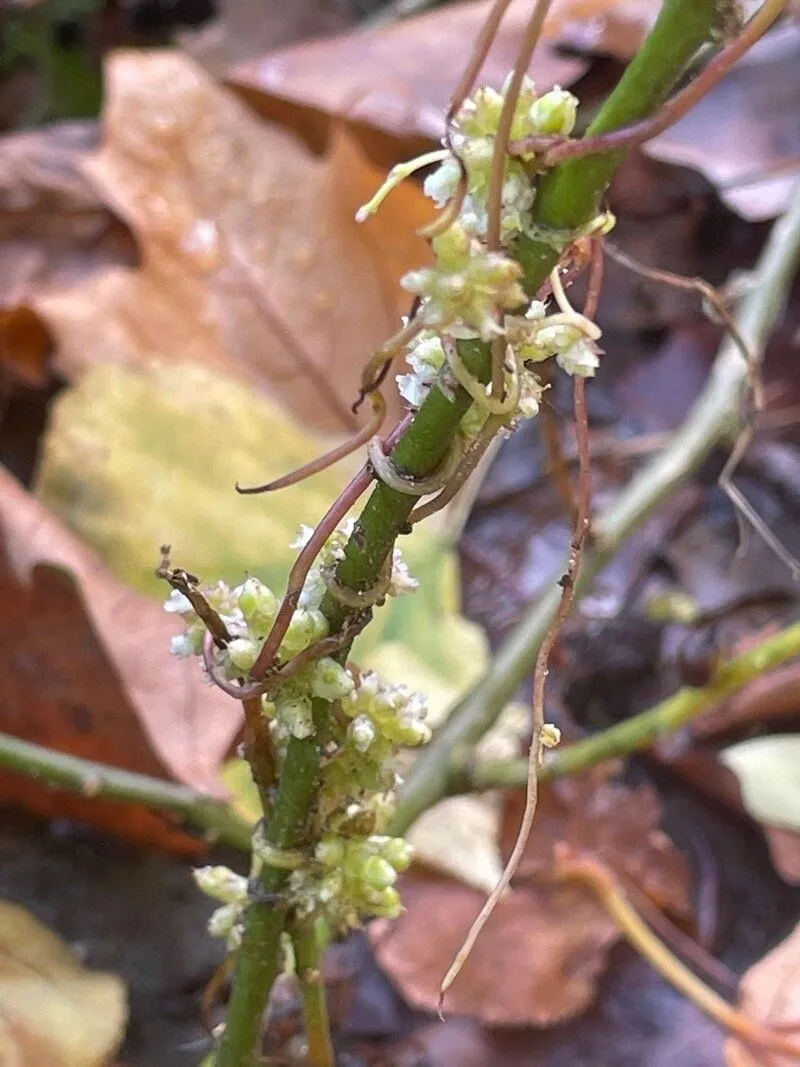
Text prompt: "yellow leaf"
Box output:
[[36, 361, 358, 596], [0, 900, 126, 1067]]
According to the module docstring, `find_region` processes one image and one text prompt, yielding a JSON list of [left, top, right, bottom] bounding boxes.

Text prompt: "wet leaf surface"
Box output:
[[0, 122, 135, 391], [28, 50, 432, 433], [228, 0, 591, 160], [35, 361, 359, 596]]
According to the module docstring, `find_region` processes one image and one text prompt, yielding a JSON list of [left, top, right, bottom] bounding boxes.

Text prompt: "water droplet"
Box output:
[[182, 219, 223, 273]]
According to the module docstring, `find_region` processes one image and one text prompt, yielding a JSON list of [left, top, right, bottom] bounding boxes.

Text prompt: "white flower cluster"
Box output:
[[423, 76, 577, 245], [193, 865, 249, 950], [319, 670, 431, 828], [401, 221, 526, 340], [165, 520, 417, 731], [289, 833, 413, 930], [505, 297, 602, 378], [172, 526, 433, 939]]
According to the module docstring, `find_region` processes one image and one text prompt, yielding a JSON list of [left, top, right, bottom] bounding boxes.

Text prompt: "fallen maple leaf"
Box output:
[[0, 899, 127, 1066], [27, 50, 431, 434], [0, 466, 236, 849], [371, 769, 690, 1026], [726, 921, 800, 1067], [177, 0, 350, 76]]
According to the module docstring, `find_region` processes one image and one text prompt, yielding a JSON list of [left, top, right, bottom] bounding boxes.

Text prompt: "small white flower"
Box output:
[[557, 338, 601, 378], [423, 155, 462, 207], [350, 714, 377, 753], [290, 525, 315, 550], [525, 300, 548, 321], [194, 865, 248, 904], [388, 551, 419, 596], [169, 634, 195, 658], [164, 589, 193, 614]]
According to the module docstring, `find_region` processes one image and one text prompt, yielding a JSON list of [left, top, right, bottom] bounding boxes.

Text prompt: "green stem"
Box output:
[[516, 0, 722, 290], [216, 722, 321, 1066], [0, 732, 251, 850], [458, 619, 800, 793], [220, 0, 730, 1057], [292, 918, 335, 1067], [390, 0, 749, 837]]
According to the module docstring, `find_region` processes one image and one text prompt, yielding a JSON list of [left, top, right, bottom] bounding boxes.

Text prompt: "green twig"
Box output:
[[392, 178, 800, 836], [292, 918, 335, 1067], [7, 612, 800, 851], [456, 618, 800, 793], [0, 732, 251, 850], [216, 709, 322, 1065], [216, 0, 732, 1059]]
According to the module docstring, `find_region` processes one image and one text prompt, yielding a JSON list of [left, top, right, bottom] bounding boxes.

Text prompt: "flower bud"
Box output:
[[315, 838, 345, 868], [226, 636, 260, 674], [528, 87, 578, 136], [237, 578, 278, 636], [282, 609, 329, 657], [193, 865, 248, 904], [366, 886, 402, 917], [540, 722, 561, 749], [362, 855, 397, 890], [310, 658, 354, 701], [381, 838, 413, 871]]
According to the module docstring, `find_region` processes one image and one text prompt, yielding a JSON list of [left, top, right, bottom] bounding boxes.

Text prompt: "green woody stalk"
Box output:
[[160, 1, 750, 1063]]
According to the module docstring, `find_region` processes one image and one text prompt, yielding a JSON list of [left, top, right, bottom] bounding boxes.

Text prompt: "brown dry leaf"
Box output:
[[0, 899, 127, 1067], [372, 770, 690, 1026], [502, 769, 692, 914], [0, 122, 135, 389], [31, 50, 431, 434], [726, 921, 800, 1067], [177, 0, 350, 77], [229, 0, 599, 162], [372, 870, 621, 1027], [0, 466, 236, 851], [646, 23, 800, 221]]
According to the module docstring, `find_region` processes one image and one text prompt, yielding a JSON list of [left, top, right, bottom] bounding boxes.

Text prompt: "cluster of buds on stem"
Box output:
[[359, 75, 609, 437], [167, 522, 430, 943]]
